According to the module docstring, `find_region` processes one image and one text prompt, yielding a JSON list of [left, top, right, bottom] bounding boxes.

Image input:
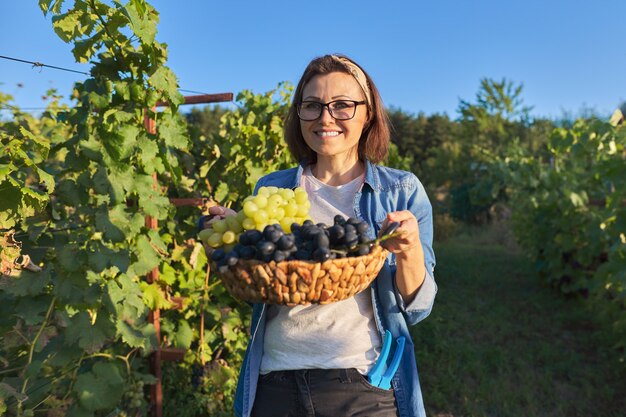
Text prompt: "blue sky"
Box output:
[[1, 0, 625, 119]]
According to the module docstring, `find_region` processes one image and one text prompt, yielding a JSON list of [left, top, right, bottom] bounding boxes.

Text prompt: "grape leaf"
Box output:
[[74, 362, 124, 411]]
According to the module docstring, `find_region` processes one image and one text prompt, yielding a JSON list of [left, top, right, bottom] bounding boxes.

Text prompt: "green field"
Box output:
[[413, 224, 626, 417]]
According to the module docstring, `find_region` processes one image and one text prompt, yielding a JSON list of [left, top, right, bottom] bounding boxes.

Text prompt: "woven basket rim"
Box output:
[[223, 243, 386, 269]]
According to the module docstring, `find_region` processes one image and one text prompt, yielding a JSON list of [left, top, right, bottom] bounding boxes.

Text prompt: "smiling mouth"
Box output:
[[316, 131, 342, 137]]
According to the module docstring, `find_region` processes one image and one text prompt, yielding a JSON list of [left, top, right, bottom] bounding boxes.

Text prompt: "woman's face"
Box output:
[[300, 72, 369, 163]]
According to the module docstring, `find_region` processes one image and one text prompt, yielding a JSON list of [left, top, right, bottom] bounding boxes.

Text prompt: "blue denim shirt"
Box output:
[[233, 160, 437, 417]]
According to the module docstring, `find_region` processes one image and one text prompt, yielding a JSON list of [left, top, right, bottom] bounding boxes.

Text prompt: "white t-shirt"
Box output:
[[260, 166, 382, 374]]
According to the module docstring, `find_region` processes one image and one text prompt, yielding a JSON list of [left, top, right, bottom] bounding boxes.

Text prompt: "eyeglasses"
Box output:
[[296, 100, 367, 121]]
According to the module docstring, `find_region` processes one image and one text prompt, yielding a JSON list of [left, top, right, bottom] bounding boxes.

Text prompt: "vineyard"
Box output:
[[1, 1, 625, 417]]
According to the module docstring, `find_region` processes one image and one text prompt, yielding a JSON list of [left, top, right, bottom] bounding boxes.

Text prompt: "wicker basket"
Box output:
[[213, 245, 388, 305]]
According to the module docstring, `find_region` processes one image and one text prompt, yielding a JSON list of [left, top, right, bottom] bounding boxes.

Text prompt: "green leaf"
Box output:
[[148, 67, 183, 105], [35, 167, 55, 194], [159, 262, 177, 286], [106, 274, 146, 320], [116, 320, 149, 349], [122, 0, 157, 44], [65, 312, 113, 353], [74, 362, 124, 411], [139, 282, 172, 310], [129, 235, 160, 277], [0, 183, 21, 229], [4, 268, 51, 297], [0, 163, 16, 182], [57, 245, 86, 273], [39, 0, 65, 16], [95, 207, 125, 243], [51, 10, 81, 43], [72, 36, 98, 63], [173, 320, 193, 348], [56, 179, 85, 206], [569, 192, 585, 207], [158, 112, 188, 149]]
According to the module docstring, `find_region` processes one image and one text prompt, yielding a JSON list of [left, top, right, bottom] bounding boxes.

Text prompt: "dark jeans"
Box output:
[[251, 368, 398, 417]]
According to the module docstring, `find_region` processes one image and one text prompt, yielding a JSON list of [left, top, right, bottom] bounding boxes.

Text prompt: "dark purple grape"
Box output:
[[226, 253, 239, 266], [268, 229, 283, 243], [345, 224, 357, 235], [256, 241, 276, 256], [347, 217, 360, 226], [356, 222, 369, 234], [358, 234, 369, 244], [295, 249, 311, 260], [239, 245, 256, 260], [273, 250, 287, 262], [356, 245, 371, 256], [263, 225, 276, 239], [334, 215, 346, 225], [239, 233, 251, 246], [277, 235, 295, 251], [313, 247, 331, 262], [315, 233, 330, 249], [245, 230, 263, 245], [303, 219, 315, 227], [211, 248, 226, 262], [344, 233, 358, 247], [328, 225, 345, 243]]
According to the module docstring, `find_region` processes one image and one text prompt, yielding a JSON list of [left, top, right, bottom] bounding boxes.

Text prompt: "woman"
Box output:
[[208, 54, 436, 417]]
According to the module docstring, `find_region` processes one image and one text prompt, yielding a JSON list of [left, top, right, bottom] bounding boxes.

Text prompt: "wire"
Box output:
[[1, 54, 214, 96], [0, 54, 90, 76]]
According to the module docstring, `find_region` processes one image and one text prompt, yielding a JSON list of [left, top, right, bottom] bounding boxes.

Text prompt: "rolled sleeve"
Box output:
[[395, 269, 437, 325]]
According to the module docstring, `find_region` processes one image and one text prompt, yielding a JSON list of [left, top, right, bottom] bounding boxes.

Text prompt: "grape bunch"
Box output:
[[198, 186, 311, 252], [123, 378, 145, 409], [211, 215, 373, 268]]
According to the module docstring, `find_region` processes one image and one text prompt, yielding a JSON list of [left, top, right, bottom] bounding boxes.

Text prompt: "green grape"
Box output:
[[275, 207, 285, 220], [296, 204, 309, 217], [242, 218, 256, 230], [257, 187, 271, 197], [279, 217, 294, 231], [207, 232, 223, 248], [266, 186, 279, 194], [267, 194, 283, 208], [254, 210, 269, 225], [222, 231, 236, 244], [279, 188, 295, 200], [295, 189, 309, 204], [226, 215, 243, 233], [284, 201, 298, 217], [198, 228, 213, 243], [243, 200, 259, 217], [212, 219, 228, 233], [236, 209, 247, 222], [253, 195, 268, 208]]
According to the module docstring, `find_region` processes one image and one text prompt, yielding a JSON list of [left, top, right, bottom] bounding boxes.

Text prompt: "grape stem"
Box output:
[[332, 222, 401, 256]]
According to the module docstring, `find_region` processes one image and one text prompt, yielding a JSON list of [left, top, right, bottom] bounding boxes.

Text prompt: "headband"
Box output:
[[330, 55, 372, 107]]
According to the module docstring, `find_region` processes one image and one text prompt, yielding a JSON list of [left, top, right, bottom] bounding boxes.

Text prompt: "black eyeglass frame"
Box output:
[[296, 99, 367, 121]]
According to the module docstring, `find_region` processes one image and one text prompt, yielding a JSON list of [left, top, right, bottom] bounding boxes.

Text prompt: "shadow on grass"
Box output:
[[413, 224, 626, 417]]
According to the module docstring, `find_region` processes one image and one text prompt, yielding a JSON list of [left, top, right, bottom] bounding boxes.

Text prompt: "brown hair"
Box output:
[[284, 54, 390, 164]]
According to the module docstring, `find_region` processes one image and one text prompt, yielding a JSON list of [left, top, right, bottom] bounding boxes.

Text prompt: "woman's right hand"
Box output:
[[200, 205, 238, 258], [201, 205, 238, 230]]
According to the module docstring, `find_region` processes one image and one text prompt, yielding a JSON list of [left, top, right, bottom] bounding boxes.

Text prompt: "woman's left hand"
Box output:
[[379, 211, 421, 255], [380, 211, 426, 302]]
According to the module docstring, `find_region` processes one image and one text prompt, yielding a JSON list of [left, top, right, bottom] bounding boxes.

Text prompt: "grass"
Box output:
[[412, 224, 626, 417]]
